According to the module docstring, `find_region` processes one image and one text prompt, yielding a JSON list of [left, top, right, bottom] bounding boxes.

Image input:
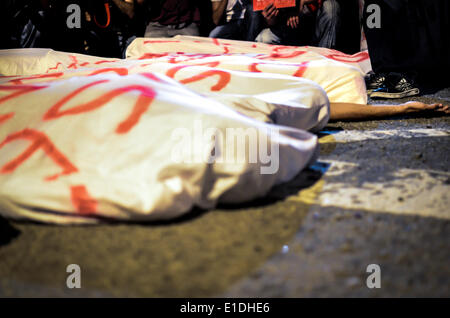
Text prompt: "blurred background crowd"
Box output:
[[0, 0, 361, 58], [1, 0, 449, 94]]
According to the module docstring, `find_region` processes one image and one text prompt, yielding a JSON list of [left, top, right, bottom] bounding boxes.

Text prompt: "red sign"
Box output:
[[253, 0, 296, 11]]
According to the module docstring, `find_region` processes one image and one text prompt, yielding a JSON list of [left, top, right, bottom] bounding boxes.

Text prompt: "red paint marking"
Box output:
[[211, 38, 231, 54], [67, 55, 107, 68], [8, 73, 63, 85], [44, 81, 157, 134], [323, 51, 369, 63], [0, 128, 78, 181], [249, 63, 263, 73], [168, 54, 219, 65], [197, 61, 220, 68], [43, 79, 109, 118], [293, 61, 309, 77], [94, 60, 118, 65], [138, 53, 170, 60], [0, 113, 14, 124], [113, 86, 157, 134], [46, 62, 62, 73], [138, 73, 164, 82], [272, 45, 295, 52], [143, 40, 180, 44], [166, 62, 220, 78], [255, 46, 308, 60], [212, 38, 220, 46], [249, 60, 309, 76], [268, 50, 307, 59], [70, 185, 98, 215], [166, 65, 186, 78], [177, 70, 231, 91], [88, 68, 129, 76], [0, 84, 47, 104], [68, 55, 80, 69], [167, 57, 181, 64]]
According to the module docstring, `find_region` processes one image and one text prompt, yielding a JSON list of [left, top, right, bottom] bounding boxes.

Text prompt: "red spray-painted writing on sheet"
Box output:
[[43, 80, 157, 134], [0, 129, 78, 181], [70, 185, 98, 215]]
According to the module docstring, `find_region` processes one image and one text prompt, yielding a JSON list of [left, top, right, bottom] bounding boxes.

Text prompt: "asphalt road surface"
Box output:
[[0, 89, 449, 297]]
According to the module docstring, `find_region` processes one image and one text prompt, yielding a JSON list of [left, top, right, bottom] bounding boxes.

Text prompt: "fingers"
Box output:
[[435, 103, 450, 113], [290, 18, 298, 28], [287, 16, 298, 28], [414, 103, 450, 114], [263, 3, 274, 13], [269, 9, 279, 20], [427, 103, 448, 110], [403, 101, 450, 114], [263, 4, 278, 19]]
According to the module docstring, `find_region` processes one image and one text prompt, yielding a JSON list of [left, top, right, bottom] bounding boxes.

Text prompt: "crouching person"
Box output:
[[256, 0, 340, 48]]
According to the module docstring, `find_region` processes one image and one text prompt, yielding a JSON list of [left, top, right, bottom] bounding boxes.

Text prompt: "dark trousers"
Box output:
[[208, 2, 264, 42], [363, 0, 450, 87]]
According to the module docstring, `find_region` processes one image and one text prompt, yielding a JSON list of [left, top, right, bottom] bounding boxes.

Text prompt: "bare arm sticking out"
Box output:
[[330, 102, 450, 121]]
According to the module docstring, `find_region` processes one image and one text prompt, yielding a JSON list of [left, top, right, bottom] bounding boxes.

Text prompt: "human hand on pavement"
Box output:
[[402, 101, 450, 114]]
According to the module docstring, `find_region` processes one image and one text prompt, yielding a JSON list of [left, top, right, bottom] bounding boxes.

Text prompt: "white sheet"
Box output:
[[0, 37, 370, 223]]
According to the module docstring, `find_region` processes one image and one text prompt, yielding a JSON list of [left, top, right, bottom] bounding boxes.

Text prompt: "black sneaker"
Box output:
[[365, 71, 387, 95], [370, 73, 420, 99]]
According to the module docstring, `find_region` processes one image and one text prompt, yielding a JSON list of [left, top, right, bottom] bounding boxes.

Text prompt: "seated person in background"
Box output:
[[256, 0, 340, 48], [144, 0, 211, 38], [209, 0, 264, 41], [209, 0, 246, 40], [93, 0, 147, 58], [0, 0, 146, 58]]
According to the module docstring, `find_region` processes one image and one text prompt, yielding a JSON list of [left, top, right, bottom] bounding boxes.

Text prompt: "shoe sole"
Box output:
[[366, 87, 384, 95], [370, 88, 420, 99]]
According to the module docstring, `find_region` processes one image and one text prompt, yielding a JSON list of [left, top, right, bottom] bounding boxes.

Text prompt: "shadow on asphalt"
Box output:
[[0, 217, 21, 246], [217, 163, 329, 211], [0, 161, 330, 229]]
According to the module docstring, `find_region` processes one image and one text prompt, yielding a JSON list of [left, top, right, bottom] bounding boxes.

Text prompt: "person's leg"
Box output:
[[209, 20, 243, 39], [144, 22, 171, 38], [122, 35, 136, 58], [255, 28, 282, 44], [243, 2, 265, 41], [363, 0, 410, 74], [168, 23, 200, 37], [314, 0, 341, 48], [365, 0, 450, 87]]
